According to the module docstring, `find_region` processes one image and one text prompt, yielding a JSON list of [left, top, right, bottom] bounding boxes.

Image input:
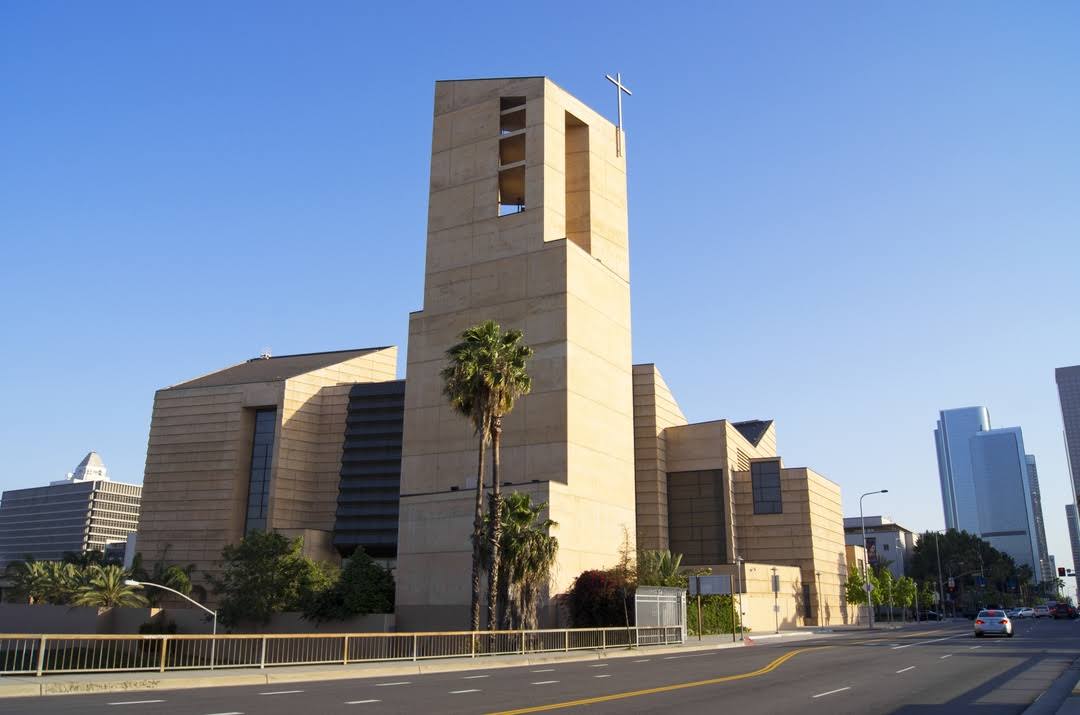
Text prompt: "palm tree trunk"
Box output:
[[487, 417, 503, 633], [471, 435, 487, 632]]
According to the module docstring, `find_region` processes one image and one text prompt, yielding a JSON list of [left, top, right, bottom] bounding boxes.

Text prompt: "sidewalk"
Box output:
[[0, 629, 837, 699]]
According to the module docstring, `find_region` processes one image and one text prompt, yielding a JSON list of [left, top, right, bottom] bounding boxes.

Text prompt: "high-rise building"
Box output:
[[0, 452, 141, 569], [934, 407, 991, 533], [933, 408, 1041, 579], [1057, 365, 1080, 506], [1067, 504, 1080, 593], [1026, 454, 1053, 583]]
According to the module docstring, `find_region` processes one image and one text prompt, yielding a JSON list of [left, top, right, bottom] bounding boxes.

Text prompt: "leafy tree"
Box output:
[[442, 320, 533, 632], [638, 550, 686, 588], [73, 565, 148, 608], [130, 546, 201, 606], [894, 576, 916, 618], [918, 581, 937, 611], [909, 529, 1022, 611], [566, 569, 634, 627], [492, 492, 558, 629], [873, 566, 892, 609], [304, 549, 395, 622], [208, 531, 333, 626]]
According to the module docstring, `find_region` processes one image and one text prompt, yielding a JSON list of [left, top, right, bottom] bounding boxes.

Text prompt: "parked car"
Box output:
[[1052, 603, 1078, 619], [1034, 605, 1052, 618], [1015, 607, 1035, 619], [921, 610, 944, 621], [974, 609, 1013, 637]]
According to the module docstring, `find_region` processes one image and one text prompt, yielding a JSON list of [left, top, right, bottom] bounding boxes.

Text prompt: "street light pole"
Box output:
[[934, 532, 946, 618], [860, 489, 889, 629], [126, 580, 218, 669]]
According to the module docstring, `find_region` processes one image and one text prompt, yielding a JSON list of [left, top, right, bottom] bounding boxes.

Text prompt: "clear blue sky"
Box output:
[[2, 2, 1078, 584]]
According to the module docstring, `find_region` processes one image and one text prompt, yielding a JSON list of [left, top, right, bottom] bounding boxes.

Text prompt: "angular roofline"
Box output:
[[163, 346, 395, 391]]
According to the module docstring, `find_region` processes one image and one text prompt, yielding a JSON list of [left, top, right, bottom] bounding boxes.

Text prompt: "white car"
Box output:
[[1034, 605, 1052, 618], [974, 609, 1013, 637], [1015, 607, 1035, 619]]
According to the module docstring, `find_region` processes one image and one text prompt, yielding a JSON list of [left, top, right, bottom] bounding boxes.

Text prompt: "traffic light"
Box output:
[[1060, 567, 1067, 577]]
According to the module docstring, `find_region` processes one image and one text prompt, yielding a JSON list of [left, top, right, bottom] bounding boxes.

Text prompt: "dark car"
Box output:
[[922, 610, 945, 621], [1052, 603, 1078, 619]]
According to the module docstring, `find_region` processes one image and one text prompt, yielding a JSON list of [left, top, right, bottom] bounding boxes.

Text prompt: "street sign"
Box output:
[[976, 576, 986, 588], [771, 574, 780, 593], [864, 582, 874, 592], [689, 574, 732, 596]]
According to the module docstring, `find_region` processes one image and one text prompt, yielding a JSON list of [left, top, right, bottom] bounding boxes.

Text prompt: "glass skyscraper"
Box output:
[[935, 407, 991, 533], [934, 407, 1042, 580], [1057, 365, 1080, 507]]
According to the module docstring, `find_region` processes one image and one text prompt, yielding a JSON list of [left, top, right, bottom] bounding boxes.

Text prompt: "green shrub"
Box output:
[[303, 549, 395, 622], [566, 569, 633, 627], [687, 595, 744, 636]]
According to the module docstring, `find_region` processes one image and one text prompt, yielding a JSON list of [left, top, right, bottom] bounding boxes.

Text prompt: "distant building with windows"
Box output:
[[842, 515, 915, 581], [0, 452, 141, 570], [933, 407, 1043, 580]]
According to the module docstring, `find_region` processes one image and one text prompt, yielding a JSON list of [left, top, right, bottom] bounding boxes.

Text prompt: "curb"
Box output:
[[1021, 655, 1080, 715], [0, 630, 827, 698]]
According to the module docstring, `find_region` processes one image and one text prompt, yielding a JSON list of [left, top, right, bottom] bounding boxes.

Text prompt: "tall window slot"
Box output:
[[565, 112, 590, 252], [245, 408, 277, 533], [498, 97, 526, 215], [751, 460, 782, 514]]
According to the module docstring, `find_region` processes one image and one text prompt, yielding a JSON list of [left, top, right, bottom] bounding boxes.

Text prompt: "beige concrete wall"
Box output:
[[694, 562, 803, 633], [138, 349, 397, 602], [733, 462, 850, 626], [632, 364, 687, 550], [397, 77, 634, 629]]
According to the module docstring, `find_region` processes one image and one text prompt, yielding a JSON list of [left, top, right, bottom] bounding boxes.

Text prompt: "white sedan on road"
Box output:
[[974, 609, 1013, 637]]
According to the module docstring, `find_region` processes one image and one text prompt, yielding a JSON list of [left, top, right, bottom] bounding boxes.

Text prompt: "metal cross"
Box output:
[[605, 72, 632, 157]]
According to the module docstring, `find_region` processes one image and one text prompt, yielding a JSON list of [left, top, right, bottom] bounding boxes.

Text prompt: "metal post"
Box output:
[[565, 630, 569, 652], [259, 636, 267, 669], [859, 489, 888, 629], [935, 532, 946, 618], [601, 629, 606, 651], [343, 636, 349, 665], [210, 613, 217, 671], [412, 634, 418, 662], [35, 635, 47, 677], [735, 557, 745, 641], [159, 637, 168, 673]]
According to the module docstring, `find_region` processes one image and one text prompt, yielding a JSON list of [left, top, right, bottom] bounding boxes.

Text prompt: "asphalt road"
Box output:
[[5, 619, 1079, 714]]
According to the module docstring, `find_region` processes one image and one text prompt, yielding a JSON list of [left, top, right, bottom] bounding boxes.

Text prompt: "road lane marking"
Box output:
[[488, 646, 830, 715], [812, 687, 851, 698], [109, 701, 166, 706], [892, 634, 966, 650], [451, 689, 481, 694], [589, 664, 609, 668], [633, 659, 651, 662], [205, 712, 244, 715], [594, 674, 612, 678], [532, 680, 560, 685], [464, 674, 490, 679], [970, 645, 982, 650], [531, 668, 555, 672], [940, 654, 953, 659], [345, 699, 381, 704], [375, 681, 412, 686], [896, 666, 915, 673], [260, 690, 304, 695]]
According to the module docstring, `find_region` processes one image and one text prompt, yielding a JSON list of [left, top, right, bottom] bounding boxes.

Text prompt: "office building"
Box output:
[[1058, 366, 1080, 505], [842, 515, 915, 581], [933, 407, 1041, 579], [1068, 505, 1080, 593], [1026, 455, 1053, 582], [0, 452, 141, 569], [935, 407, 991, 534]]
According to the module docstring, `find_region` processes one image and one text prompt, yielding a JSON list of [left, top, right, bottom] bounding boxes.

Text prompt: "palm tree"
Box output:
[[131, 547, 199, 606], [442, 327, 496, 631], [481, 324, 533, 633], [73, 565, 148, 608], [497, 492, 558, 630], [442, 320, 533, 631], [638, 550, 685, 588]]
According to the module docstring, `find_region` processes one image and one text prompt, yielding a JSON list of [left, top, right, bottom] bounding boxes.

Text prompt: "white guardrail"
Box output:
[[0, 626, 684, 676]]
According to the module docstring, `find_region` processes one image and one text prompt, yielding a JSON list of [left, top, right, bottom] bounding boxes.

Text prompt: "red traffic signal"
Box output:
[[1060, 567, 1067, 577]]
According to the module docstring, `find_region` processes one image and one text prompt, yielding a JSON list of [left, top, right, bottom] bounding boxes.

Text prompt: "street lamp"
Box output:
[[126, 580, 218, 669], [860, 489, 889, 629]]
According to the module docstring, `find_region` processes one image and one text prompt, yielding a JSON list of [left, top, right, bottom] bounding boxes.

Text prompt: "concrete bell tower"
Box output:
[[394, 77, 635, 629]]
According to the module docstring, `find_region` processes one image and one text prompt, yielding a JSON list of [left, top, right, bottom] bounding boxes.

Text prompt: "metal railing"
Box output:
[[0, 626, 684, 677]]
